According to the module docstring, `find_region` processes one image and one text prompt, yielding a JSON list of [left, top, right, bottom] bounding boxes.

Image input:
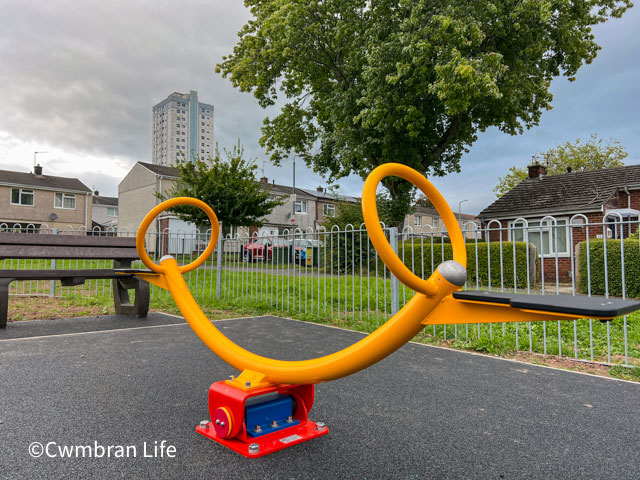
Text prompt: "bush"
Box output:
[[578, 239, 640, 297], [396, 241, 536, 289]]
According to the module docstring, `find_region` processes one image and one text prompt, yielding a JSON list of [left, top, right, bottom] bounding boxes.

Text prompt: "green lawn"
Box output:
[[10, 264, 639, 371]]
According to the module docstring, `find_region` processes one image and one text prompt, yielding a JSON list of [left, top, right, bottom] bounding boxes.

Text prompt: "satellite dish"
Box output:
[[49, 213, 57, 221]]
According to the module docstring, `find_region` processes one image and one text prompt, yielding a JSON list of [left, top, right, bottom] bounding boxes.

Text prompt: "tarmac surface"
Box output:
[[1, 313, 639, 479]]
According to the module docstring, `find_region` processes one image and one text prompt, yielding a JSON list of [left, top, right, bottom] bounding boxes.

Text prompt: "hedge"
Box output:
[[396, 241, 536, 289], [578, 239, 640, 297], [322, 235, 536, 289]]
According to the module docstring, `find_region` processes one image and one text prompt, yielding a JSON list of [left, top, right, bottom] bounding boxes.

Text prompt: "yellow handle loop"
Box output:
[[362, 163, 467, 294], [134, 165, 465, 385], [136, 197, 219, 274]]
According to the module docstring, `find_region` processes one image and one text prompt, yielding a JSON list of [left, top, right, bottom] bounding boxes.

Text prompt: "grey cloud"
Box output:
[[0, 1, 638, 215]]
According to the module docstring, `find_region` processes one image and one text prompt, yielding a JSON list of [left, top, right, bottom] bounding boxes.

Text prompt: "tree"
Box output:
[[493, 134, 628, 196], [217, 0, 630, 218], [160, 142, 283, 232]]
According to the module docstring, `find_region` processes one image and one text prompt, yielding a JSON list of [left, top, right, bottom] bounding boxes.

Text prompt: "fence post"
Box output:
[[49, 228, 58, 297], [216, 227, 223, 298], [389, 227, 399, 315]]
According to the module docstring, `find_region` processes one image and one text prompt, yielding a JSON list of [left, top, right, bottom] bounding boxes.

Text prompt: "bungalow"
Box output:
[[478, 163, 640, 282]]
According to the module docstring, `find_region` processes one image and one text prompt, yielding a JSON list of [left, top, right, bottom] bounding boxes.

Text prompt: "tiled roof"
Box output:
[[93, 195, 118, 206], [138, 161, 179, 178], [259, 181, 315, 199], [0, 168, 91, 193], [479, 164, 640, 219], [412, 205, 477, 220], [298, 188, 360, 203]]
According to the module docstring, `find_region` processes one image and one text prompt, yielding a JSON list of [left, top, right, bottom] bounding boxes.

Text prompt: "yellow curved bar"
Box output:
[[160, 256, 459, 384], [362, 163, 467, 295], [135, 164, 466, 385], [136, 197, 219, 274]]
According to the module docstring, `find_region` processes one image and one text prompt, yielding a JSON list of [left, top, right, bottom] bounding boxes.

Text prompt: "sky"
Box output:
[[1, 1, 638, 216]]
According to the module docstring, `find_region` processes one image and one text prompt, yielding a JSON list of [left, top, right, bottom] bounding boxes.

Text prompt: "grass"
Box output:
[[7, 264, 640, 379]]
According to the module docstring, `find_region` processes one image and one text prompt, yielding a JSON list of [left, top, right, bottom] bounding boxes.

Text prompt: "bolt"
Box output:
[[254, 425, 263, 433], [315, 422, 326, 431], [249, 443, 260, 454], [271, 420, 279, 428], [215, 419, 221, 425], [285, 416, 294, 423], [229, 375, 235, 380], [245, 381, 252, 388], [220, 421, 225, 427], [199, 420, 209, 429]]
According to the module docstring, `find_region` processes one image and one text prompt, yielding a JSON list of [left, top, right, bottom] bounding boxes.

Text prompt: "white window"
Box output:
[[294, 200, 307, 214], [54, 193, 76, 209], [509, 218, 569, 256], [323, 203, 335, 217], [11, 188, 34, 206], [414, 216, 422, 226], [107, 207, 118, 216], [432, 218, 439, 229]]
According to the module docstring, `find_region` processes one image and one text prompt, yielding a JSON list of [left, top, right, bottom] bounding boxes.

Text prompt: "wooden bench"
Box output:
[[0, 232, 149, 328]]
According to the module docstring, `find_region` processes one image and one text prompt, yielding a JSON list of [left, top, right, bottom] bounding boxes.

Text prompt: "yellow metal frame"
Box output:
[[127, 163, 605, 385]]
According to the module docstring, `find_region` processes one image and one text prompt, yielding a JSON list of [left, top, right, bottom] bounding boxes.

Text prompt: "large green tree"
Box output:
[[160, 142, 283, 232], [217, 0, 630, 219], [493, 134, 628, 196]]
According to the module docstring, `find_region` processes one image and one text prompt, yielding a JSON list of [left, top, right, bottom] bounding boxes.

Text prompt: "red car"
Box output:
[[241, 237, 288, 262]]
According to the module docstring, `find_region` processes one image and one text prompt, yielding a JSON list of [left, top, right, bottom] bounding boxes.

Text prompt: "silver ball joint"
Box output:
[[436, 260, 467, 287], [315, 422, 326, 431], [199, 420, 209, 430]]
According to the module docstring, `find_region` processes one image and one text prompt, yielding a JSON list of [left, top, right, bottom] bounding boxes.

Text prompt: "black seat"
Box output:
[[453, 290, 640, 318]]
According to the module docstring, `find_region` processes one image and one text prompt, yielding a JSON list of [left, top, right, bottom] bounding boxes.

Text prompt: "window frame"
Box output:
[[107, 207, 118, 217], [10, 188, 34, 206], [54, 192, 77, 210], [508, 217, 570, 257], [294, 200, 308, 214], [323, 203, 335, 217]]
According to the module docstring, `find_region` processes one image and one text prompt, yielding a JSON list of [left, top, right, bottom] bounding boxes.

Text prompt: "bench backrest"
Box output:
[[0, 232, 140, 260]]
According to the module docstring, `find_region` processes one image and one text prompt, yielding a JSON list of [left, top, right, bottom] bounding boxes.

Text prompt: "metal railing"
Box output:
[[2, 215, 639, 368]]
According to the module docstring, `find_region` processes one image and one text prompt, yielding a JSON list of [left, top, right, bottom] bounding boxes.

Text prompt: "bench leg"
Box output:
[[0, 278, 14, 328], [112, 276, 149, 318], [112, 260, 149, 318]]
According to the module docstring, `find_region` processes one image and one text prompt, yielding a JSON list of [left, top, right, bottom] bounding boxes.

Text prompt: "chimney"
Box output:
[[34, 164, 43, 176], [527, 163, 547, 179], [260, 176, 268, 184], [317, 186, 323, 192]]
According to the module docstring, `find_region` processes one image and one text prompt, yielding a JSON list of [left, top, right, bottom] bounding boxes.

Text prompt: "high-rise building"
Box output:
[[151, 90, 214, 166]]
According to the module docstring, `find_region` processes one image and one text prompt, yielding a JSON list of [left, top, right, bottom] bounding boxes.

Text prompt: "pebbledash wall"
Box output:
[[483, 188, 640, 282]]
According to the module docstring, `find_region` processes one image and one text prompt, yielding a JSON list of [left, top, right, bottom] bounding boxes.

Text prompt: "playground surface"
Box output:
[[1, 313, 639, 480]]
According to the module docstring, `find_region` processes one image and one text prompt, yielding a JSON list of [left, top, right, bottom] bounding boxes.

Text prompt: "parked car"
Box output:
[[241, 237, 288, 262]]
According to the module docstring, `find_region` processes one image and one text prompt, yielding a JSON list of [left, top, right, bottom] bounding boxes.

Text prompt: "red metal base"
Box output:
[[196, 380, 328, 457], [196, 420, 329, 458]]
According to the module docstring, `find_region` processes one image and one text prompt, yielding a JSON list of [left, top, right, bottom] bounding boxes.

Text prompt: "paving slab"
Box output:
[[1, 314, 639, 479]]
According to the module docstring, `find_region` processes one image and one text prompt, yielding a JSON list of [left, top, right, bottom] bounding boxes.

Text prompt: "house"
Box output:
[[246, 178, 318, 236], [245, 180, 360, 237], [0, 164, 92, 232], [92, 193, 118, 231], [298, 187, 359, 228], [478, 163, 640, 281], [118, 161, 180, 234], [405, 206, 479, 238], [119, 162, 199, 255]]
